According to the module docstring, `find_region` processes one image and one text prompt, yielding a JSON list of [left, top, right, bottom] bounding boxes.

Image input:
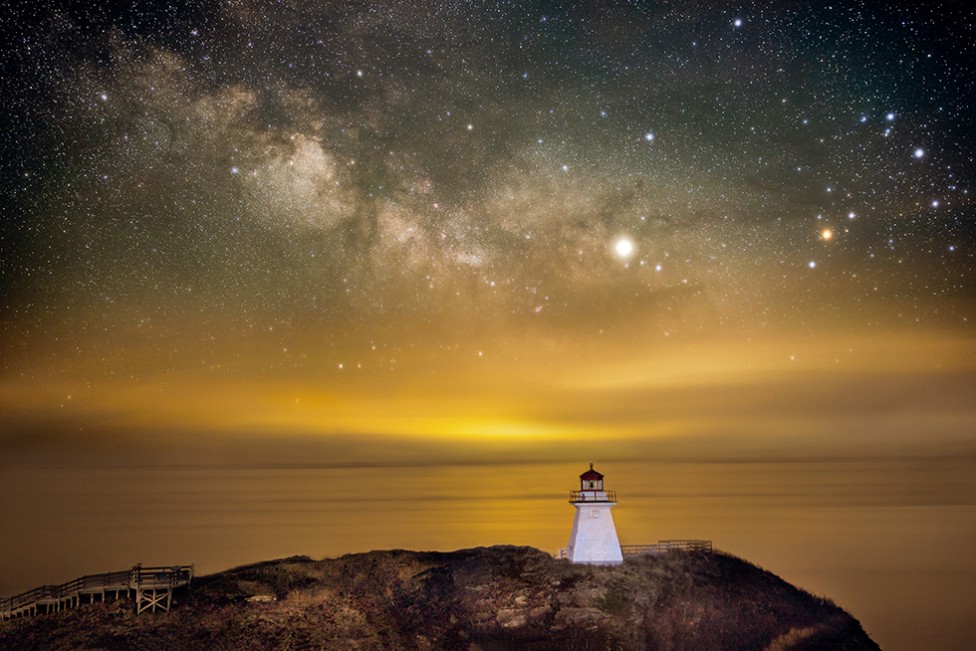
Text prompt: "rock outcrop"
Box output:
[[0, 546, 880, 650]]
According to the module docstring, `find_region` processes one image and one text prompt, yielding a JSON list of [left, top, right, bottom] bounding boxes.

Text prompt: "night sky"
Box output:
[[2, 3, 975, 649]]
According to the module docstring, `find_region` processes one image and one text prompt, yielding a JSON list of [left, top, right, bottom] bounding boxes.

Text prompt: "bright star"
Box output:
[[644, 132, 655, 142], [614, 237, 635, 259], [914, 148, 925, 158]]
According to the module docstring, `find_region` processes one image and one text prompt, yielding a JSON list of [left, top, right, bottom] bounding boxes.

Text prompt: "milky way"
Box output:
[[2, 2, 973, 385]]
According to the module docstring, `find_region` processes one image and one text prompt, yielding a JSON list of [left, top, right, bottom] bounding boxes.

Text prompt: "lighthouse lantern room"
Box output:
[[565, 464, 623, 565]]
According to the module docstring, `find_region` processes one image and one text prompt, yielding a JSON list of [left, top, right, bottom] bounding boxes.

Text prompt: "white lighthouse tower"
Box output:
[[566, 463, 623, 564]]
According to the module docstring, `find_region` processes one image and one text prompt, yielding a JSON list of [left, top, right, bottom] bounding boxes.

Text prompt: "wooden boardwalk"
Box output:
[[1, 564, 193, 621]]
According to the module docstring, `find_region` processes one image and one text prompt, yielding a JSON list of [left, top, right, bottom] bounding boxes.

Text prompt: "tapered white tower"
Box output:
[[566, 463, 623, 564]]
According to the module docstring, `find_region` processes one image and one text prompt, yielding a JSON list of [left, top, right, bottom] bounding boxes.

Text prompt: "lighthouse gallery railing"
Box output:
[[569, 490, 617, 502]]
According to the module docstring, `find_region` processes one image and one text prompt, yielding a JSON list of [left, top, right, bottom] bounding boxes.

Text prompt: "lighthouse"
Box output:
[[565, 463, 623, 564]]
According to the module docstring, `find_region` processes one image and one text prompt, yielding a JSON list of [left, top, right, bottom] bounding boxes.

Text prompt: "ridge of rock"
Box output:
[[0, 545, 881, 650]]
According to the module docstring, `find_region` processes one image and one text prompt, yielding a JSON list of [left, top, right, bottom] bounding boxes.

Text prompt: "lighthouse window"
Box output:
[[590, 509, 600, 519], [588, 481, 595, 489]]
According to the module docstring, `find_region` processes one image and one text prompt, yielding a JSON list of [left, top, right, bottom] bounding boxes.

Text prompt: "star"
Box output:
[[613, 237, 635, 259]]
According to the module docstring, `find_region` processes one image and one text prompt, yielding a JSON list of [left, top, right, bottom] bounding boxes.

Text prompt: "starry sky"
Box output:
[[1, 2, 975, 649]]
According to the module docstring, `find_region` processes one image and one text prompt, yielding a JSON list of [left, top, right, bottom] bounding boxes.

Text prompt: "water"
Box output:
[[2, 457, 974, 650]]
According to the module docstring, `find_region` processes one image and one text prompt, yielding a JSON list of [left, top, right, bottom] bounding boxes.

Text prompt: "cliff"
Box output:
[[0, 546, 880, 650]]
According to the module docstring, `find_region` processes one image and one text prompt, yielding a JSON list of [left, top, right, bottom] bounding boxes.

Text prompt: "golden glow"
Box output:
[[3, 329, 973, 445], [820, 227, 834, 240], [2, 325, 975, 651]]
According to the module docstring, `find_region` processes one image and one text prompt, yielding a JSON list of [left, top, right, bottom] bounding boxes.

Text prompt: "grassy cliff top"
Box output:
[[1, 546, 880, 650]]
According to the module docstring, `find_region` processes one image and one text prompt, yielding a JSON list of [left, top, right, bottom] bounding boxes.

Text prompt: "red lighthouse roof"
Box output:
[[579, 463, 604, 481]]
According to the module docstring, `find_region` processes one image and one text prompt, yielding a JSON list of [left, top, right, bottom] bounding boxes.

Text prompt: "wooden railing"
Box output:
[[621, 540, 712, 555], [555, 539, 713, 560], [1, 564, 193, 621]]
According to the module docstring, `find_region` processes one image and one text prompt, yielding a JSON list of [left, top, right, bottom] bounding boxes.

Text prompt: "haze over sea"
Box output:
[[3, 439, 974, 651]]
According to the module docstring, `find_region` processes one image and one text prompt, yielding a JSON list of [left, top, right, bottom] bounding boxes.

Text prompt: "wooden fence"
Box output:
[[621, 540, 713, 555], [555, 539, 713, 560]]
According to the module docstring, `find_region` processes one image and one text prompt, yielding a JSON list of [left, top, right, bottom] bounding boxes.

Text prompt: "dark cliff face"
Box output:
[[1, 546, 880, 651]]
